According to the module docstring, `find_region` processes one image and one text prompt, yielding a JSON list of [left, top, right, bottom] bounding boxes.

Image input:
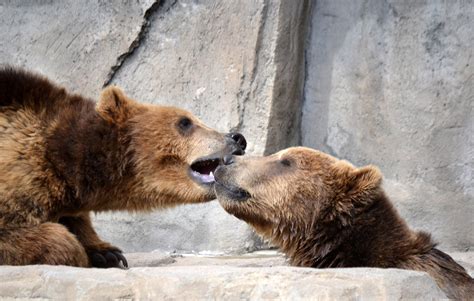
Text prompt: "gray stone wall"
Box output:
[[303, 0, 473, 251], [0, 0, 310, 253], [0, 0, 471, 253]]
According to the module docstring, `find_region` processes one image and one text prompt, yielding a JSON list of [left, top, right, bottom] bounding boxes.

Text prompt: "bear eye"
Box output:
[[280, 158, 292, 167], [177, 117, 193, 133]]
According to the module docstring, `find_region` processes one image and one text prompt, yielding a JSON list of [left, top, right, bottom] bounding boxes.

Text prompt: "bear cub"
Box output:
[[0, 67, 246, 268], [215, 147, 473, 300]]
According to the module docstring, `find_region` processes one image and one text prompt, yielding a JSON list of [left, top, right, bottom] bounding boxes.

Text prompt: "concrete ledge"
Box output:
[[0, 265, 446, 300], [4, 251, 467, 299]]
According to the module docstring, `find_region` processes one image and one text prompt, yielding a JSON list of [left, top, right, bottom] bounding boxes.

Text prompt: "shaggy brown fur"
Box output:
[[0, 67, 246, 268], [215, 147, 474, 300]]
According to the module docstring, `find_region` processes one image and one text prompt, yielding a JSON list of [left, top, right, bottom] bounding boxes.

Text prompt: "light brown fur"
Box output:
[[0, 67, 246, 268], [215, 147, 474, 299]]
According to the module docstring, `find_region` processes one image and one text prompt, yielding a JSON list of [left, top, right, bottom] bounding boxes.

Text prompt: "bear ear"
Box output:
[[97, 86, 137, 124], [325, 163, 383, 225], [346, 165, 383, 203]]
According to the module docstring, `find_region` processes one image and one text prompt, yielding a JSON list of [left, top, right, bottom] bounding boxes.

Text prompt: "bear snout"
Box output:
[[222, 154, 234, 165], [213, 165, 227, 183]]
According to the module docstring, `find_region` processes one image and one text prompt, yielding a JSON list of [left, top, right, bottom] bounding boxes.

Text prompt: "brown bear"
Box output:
[[0, 67, 246, 268], [214, 147, 474, 300]]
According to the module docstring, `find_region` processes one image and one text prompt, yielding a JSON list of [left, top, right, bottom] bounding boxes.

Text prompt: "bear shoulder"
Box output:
[[0, 67, 92, 116]]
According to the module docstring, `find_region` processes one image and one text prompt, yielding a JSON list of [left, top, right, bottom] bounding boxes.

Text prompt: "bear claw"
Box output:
[[89, 249, 128, 269]]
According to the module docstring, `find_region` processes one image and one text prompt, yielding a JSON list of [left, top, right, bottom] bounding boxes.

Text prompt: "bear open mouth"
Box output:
[[190, 157, 220, 184]]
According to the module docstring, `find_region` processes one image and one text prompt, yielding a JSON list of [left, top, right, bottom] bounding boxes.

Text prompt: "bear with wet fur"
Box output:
[[0, 67, 246, 268], [214, 147, 473, 299]]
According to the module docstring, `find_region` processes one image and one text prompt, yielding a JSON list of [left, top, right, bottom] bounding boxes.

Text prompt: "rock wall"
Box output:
[[0, 0, 471, 253], [302, 0, 473, 251], [0, 0, 311, 253], [97, 0, 311, 253]]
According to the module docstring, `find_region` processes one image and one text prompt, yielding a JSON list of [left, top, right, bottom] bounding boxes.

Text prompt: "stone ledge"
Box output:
[[0, 265, 446, 300], [126, 250, 288, 268], [126, 250, 474, 275], [2, 251, 472, 299]]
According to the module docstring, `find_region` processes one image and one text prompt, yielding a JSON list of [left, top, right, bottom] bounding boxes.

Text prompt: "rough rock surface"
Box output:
[[2, 251, 472, 299], [127, 250, 288, 268], [0, 0, 310, 253], [0, 0, 155, 98], [126, 250, 474, 276], [93, 202, 261, 253], [0, 265, 446, 300], [89, 0, 311, 253], [302, 0, 473, 251]]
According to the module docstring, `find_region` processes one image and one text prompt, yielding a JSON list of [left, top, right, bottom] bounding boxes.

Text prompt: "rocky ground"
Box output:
[[1, 251, 472, 300]]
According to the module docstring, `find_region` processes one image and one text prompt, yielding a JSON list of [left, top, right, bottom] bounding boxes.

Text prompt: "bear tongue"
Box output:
[[192, 170, 215, 183]]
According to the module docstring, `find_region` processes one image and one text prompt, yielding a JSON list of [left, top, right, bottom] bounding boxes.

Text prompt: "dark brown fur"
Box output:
[[215, 147, 474, 299], [0, 67, 244, 268]]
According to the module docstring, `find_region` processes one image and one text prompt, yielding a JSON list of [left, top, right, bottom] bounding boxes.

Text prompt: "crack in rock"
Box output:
[[102, 0, 177, 87]]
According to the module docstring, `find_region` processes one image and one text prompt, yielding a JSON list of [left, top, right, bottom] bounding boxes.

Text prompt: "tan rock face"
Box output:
[[0, 265, 446, 300], [3, 251, 473, 299]]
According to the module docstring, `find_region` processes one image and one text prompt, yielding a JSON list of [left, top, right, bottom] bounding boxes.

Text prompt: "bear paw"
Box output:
[[87, 247, 128, 269]]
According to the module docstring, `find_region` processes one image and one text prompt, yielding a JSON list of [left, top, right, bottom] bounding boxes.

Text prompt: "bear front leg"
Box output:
[[0, 223, 89, 267], [58, 213, 128, 268]]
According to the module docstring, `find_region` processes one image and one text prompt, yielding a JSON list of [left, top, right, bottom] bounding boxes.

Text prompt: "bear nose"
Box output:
[[229, 133, 247, 152]]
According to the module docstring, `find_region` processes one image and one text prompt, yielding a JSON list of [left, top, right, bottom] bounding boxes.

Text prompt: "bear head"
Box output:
[[214, 147, 382, 238], [96, 86, 247, 208]]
